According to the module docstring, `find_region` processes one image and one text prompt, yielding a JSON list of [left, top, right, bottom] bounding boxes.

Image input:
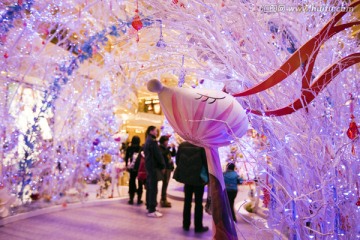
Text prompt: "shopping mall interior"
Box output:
[[0, 0, 359, 239]]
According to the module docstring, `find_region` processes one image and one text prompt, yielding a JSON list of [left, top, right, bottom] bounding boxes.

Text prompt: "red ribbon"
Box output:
[[232, 0, 360, 116]]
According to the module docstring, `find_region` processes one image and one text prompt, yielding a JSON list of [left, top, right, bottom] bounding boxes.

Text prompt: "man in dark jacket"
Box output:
[[159, 135, 176, 208], [144, 126, 165, 218], [174, 141, 209, 233]]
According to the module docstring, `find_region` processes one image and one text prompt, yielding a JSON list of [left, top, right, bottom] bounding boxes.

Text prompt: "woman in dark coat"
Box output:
[[125, 135, 141, 204]]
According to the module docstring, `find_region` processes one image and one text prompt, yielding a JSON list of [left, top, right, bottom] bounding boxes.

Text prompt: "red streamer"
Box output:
[[232, 0, 360, 117]]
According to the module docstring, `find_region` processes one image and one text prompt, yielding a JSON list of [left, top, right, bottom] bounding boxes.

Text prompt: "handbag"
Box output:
[[127, 152, 138, 170], [137, 153, 147, 182]]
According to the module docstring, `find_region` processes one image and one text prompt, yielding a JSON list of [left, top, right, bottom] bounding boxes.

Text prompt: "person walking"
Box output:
[[159, 135, 176, 208], [174, 141, 209, 233], [125, 136, 141, 205], [144, 126, 165, 217]]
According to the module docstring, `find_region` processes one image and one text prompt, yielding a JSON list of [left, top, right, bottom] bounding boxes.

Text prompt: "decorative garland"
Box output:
[[7, 1, 155, 201], [0, 1, 34, 44]]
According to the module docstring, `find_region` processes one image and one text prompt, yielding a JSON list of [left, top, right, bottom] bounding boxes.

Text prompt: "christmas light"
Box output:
[[0, 0, 359, 238]]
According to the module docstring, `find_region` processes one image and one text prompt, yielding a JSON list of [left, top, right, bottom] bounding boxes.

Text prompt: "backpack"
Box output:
[[137, 152, 147, 182], [128, 152, 138, 170], [173, 151, 206, 186]]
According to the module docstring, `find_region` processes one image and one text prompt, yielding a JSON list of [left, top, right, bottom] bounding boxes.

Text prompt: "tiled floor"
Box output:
[[0, 181, 277, 240]]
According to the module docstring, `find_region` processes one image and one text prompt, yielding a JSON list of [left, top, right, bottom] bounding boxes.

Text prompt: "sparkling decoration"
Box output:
[[156, 20, 166, 48], [178, 55, 186, 87], [0, 0, 359, 239]]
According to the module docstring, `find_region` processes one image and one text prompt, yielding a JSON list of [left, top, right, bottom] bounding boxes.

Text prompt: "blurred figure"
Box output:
[[223, 162, 243, 222], [159, 135, 176, 208], [144, 126, 165, 217], [125, 136, 141, 204], [174, 141, 209, 233]]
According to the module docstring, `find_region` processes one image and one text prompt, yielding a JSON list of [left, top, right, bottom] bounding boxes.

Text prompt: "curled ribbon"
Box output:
[[232, 0, 360, 116]]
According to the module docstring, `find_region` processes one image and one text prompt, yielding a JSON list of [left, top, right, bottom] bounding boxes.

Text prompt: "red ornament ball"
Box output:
[[131, 15, 143, 31], [347, 121, 359, 140]]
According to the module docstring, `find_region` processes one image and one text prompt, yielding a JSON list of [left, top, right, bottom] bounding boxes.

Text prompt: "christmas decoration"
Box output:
[[131, 0, 143, 42], [156, 20, 166, 48], [148, 79, 248, 239], [346, 94, 359, 155], [0, 0, 359, 239], [232, 3, 360, 116], [178, 55, 186, 87]]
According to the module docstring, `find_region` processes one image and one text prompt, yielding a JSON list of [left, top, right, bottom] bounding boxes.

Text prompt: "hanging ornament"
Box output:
[[347, 117, 359, 140], [346, 94, 359, 155], [178, 55, 186, 87], [131, 14, 143, 31], [156, 20, 166, 48], [131, 0, 143, 42]]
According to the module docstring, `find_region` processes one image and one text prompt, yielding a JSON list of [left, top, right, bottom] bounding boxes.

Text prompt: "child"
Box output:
[[223, 162, 243, 222]]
